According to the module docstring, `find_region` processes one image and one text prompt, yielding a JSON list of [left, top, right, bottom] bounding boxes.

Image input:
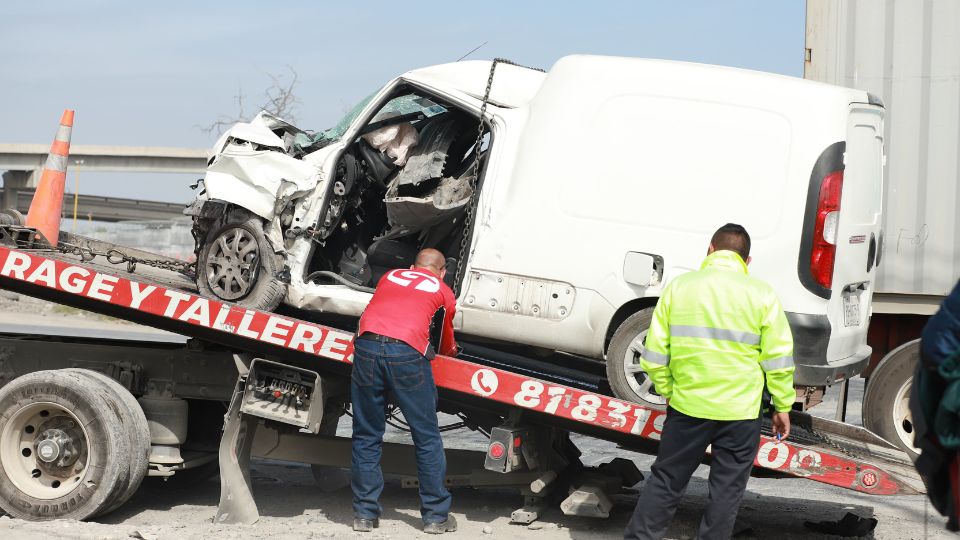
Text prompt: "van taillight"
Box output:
[[810, 170, 844, 288]]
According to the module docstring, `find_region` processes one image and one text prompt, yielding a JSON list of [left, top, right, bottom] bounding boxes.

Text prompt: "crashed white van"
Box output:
[[186, 55, 885, 408]]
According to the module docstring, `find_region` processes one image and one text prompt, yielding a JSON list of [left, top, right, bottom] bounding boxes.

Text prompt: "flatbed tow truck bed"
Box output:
[[0, 231, 922, 524]]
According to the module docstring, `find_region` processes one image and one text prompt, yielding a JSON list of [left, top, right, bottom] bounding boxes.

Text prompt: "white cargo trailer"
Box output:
[[805, 0, 960, 453]]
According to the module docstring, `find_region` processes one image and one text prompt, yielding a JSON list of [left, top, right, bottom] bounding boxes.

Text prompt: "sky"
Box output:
[[0, 1, 807, 203]]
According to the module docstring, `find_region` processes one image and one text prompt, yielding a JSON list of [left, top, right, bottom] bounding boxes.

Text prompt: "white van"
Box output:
[[187, 55, 885, 408]]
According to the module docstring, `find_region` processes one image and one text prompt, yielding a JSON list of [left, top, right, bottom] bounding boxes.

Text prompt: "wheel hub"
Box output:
[[36, 437, 62, 463], [34, 417, 84, 475], [1, 402, 90, 499], [892, 378, 919, 453], [36, 427, 80, 468], [205, 227, 260, 300]]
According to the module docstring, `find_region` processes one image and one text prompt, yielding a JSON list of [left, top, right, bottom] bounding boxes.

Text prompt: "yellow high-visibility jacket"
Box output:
[[640, 250, 795, 421]]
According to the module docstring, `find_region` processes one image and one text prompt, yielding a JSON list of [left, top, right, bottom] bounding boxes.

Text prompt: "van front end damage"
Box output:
[[188, 87, 484, 313], [202, 112, 326, 221], [284, 279, 371, 316]]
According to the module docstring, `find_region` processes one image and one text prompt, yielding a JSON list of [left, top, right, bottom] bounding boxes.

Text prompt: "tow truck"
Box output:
[[0, 208, 921, 524]]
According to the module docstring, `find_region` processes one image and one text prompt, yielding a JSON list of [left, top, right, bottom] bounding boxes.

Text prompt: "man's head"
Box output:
[[412, 248, 447, 278], [708, 223, 752, 264]]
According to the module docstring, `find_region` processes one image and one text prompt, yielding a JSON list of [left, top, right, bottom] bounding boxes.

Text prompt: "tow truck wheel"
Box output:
[[0, 370, 131, 520], [197, 210, 286, 311], [863, 340, 921, 459], [606, 309, 667, 410], [65, 369, 151, 514]]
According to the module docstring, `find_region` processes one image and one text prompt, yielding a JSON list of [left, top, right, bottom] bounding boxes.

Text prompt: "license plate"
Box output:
[[843, 294, 861, 327]]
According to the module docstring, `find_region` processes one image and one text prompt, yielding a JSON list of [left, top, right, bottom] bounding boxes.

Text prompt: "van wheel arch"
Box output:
[[604, 298, 660, 353], [605, 308, 666, 408]]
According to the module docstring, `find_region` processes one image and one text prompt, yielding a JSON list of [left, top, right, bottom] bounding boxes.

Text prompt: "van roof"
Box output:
[[402, 60, 547, 108], [402, 55, 868, 109]]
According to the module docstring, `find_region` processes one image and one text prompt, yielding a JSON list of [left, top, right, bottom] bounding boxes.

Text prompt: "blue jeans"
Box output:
[[350, 338, 451, 523]]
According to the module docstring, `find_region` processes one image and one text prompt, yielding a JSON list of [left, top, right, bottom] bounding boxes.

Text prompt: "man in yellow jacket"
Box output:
[[624, 223, 794, 540]]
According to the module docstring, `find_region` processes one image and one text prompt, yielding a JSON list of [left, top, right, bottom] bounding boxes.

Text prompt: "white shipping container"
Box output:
[[805, 0, 960, 312]]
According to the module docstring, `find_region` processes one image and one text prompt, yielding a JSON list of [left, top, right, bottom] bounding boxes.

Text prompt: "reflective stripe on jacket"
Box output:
[[640, 250, 795, 421]]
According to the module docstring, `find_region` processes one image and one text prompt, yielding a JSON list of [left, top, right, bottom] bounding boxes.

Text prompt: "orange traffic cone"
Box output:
[[25, 109, 74, 246]]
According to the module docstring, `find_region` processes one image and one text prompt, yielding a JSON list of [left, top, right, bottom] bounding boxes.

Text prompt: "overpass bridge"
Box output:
[[0, 144, 209, 221], [0, 186, 189, 223]]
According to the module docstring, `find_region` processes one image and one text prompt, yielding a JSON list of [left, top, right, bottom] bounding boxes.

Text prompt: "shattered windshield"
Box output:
[[292, 91, 448, 154], [322, 94, 375, 141], [291, 93, 374, 154]]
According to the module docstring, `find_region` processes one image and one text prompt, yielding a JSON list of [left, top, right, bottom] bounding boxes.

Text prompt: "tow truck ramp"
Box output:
[[0, 233, 921, 524]]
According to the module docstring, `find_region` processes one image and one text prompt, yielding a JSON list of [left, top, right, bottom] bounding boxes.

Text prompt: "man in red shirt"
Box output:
[[351, 248, 458, 534]]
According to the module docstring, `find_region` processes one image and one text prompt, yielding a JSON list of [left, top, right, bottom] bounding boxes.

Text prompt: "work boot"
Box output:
[[353, 517, 379, 532], [424, 514, 458, 534]]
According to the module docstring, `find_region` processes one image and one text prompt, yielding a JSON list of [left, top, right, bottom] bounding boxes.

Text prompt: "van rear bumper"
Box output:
[[785, 312, 871, 386]]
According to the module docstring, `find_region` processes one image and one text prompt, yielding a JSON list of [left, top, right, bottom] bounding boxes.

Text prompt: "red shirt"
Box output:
[[357, 268, 458, 357]]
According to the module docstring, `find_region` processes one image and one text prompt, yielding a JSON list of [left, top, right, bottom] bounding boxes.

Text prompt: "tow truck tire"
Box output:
[[863, 340, 920, 459], [65, 369, 151, 515], [0, 370, 131, 521], [606, 309, 667, 410], [197, 210, 287, 311]]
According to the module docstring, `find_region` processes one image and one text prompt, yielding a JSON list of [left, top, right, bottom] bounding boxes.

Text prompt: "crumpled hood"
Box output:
[[202, 112, 321, 220]]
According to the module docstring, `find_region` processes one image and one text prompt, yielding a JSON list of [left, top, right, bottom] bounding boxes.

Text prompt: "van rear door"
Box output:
[[798, 103, 885, 367]]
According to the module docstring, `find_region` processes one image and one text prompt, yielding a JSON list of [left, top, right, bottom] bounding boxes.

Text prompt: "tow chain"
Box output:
[[452, 58, 545, 295], [801, 423, 863, 460], [57, 242, 197, 277]]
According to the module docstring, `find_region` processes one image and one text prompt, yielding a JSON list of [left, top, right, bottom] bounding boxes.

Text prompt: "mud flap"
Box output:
[[215, 359, 328, 524], [214, 380, 260, 525]]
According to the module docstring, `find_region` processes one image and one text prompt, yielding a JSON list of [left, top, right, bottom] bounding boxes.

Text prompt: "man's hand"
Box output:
[[772, 412, 791, 442]]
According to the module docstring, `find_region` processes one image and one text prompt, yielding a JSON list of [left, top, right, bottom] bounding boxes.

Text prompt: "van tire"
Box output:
[[0, 370, 131, 520], [197, 210, 287, 311], [605, 309, 667, 410], [862, 340, 920, 459], [64, 369, 151, 515]]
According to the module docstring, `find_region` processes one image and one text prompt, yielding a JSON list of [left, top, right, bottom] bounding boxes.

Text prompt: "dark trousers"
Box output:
[[625, 407, 761, 540], [350, 337, 451, 524]]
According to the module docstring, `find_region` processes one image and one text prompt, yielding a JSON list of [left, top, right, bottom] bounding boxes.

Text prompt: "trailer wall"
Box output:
[[805, 0, 960, 310]]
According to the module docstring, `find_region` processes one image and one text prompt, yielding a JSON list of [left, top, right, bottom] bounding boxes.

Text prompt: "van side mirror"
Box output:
[[623, 252, 664, 287]]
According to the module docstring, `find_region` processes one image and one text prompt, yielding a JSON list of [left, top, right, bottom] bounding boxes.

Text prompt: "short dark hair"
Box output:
[[711, 223, 751, 261]]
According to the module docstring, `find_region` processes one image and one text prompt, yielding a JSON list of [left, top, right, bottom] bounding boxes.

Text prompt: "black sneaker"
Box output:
[[424, 515, 458, 534], [353, 517, 380, 532]]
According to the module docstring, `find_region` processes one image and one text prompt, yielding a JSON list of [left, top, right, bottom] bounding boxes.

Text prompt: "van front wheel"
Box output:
[[197, 210, 286, 311], [606, 309, 667, 410]]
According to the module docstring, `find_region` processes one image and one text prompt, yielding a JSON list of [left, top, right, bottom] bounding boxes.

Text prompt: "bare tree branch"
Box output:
[[198, 66, 301, 135], [263, 67, 300, 120]]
